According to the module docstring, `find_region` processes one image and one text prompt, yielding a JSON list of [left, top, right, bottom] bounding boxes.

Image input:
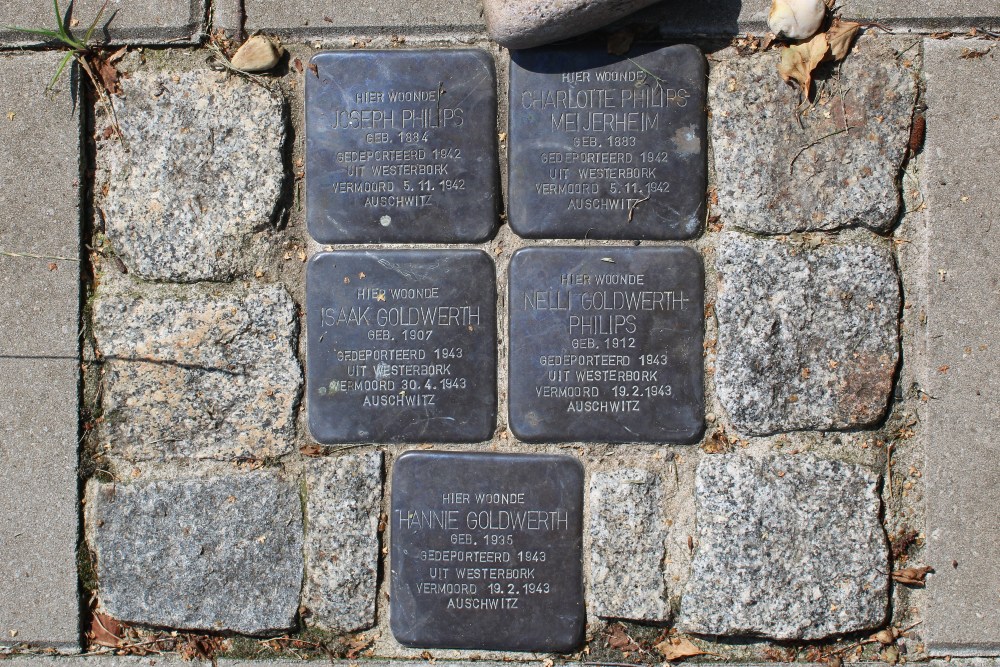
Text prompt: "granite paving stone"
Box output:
[[85, 471, 303, 635], [589, 468, 668, 622], [303, 452, 383, 633], [0, 51, 81, 652], [680, 454, 888, 640], [715, 231, 899, 435], [97, 69, 286, 283], [710, 35, 917, 234], [922, 39, 1000, 657], [92, 278, 301, 463], [0, 0, 204, 47]]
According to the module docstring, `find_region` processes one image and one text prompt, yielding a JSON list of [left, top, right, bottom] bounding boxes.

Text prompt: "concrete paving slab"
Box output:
[[0, 51, 80, 652], [922, 39, 1000, 657], [214, 0, 483, 36], [0, 51, 80, 359], [0, 0, 204, 47], [625, 0, 999, 36], [0, 358, 80, 651]]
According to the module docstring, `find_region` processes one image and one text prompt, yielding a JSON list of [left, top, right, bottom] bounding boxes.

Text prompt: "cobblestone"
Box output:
[[93, 278, 301, 463], [86, 471, 303, 634], [715, 231, 900, 435], [98, 69, 286, 282], [680, 454, 888, 639], [710, 36, 917, 234], [589, 468, 668, 622], [303, 452, 383, 633]]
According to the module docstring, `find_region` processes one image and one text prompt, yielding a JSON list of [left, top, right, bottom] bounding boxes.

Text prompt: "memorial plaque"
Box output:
[[508, 44, 707, 240], [508, 247, 704, 443], [390, 450, 584, 652], [306, 50, 498, 243], [306, 250, 497, 443]]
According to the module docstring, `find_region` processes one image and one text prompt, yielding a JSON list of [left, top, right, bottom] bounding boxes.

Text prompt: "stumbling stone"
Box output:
[[714, 232, 899, 435], [390, 451, 585, 652], [483, 0, 662, 49], [589, 468, 668, 621], [508, 246, 704, 443], [710, 36, 917, 233], [306, 50, 497, 243], [508, 45, 706, 240], [86, 471, 303, 635], [98, 69, 286, 282], [303, 452, 383, 633], [93, 278, 301, 462], [679, 454, 888, 640], [306, 250, 497, 443]]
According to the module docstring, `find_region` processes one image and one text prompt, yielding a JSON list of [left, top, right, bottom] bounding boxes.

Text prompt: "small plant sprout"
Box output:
[[8, 0, 109, 91], [8, 0, 126, 144]]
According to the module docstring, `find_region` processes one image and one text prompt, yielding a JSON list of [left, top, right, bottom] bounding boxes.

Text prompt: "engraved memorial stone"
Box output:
[[307, 250, 497, 443], [508, 247, 704, 443], [508, 45, 706, 240], [390, 451, 585, 652], [306, 50, 498, 243]]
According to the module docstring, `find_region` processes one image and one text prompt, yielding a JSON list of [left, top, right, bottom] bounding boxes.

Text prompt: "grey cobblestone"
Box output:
[[710, 36, 917, 234], [85, 471, 303, 635], [715, 231, 900, 435], [303, 452, 383, 633], [98, 69, 286, 283], [680, 454, 888, 640], [589, 468, 668, 622], [93, 278, 301, 463]]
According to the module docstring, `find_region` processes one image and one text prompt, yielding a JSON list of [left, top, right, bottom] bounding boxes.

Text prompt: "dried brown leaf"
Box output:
[[608, 624, 640, 651], [960, 47, 992, 59], [88, 610, 123, 648], [299, 444, 325, 457], [892, 565, 933, 585], [778, 33, 828, 96], [826, 19, 861, 61], [656, 636, 706, 662]]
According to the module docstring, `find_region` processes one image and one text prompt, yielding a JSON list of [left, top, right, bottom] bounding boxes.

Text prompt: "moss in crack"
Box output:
[[77, 539, 99, 595]]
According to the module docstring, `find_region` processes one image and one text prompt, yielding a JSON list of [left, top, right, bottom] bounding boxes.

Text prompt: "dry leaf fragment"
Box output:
[[608, 624, 640, 651], [88, 610, 124, 647], [960, 47, 992, 59], [656, 636, 707, 662], [826, 19, 861, 61], [299, 444, 325, 457], [892, 565, 933, 585], [778, 32, 829, 96]]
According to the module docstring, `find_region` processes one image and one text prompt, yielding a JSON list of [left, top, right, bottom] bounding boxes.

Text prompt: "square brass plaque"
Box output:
[[390, 451, 585, 652], [508, 246, 704, 443], [307, 250, 497, 443], [306, 50, 498, 243], [508, 44, 706, 240]]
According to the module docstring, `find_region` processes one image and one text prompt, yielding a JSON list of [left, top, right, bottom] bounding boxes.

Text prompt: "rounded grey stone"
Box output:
[[714, 231, 900, 435], [93, 278, 301, 462], [709, 36, 917, 233], [679, 454, 889, 640], [303, 452, 384, 633], [98, 70, 286, 282], [86, 471, 304, 635], [589, 468, 668, 621], [483, 0, 663, 49]]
